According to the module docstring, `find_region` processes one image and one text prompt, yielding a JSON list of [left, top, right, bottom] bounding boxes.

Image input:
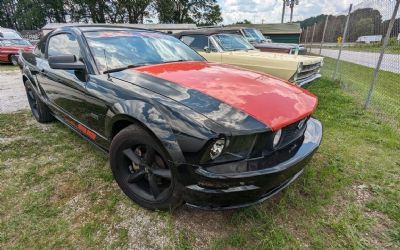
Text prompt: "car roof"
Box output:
[[50, 24, 168, 36], [0, 28, 24, 39], [174, 27, 246, 37], [0, 27, 17, 32]]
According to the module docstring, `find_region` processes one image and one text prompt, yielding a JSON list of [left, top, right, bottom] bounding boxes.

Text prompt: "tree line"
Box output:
[[299, 8, 400, 43], [0, 0, 223, 30]]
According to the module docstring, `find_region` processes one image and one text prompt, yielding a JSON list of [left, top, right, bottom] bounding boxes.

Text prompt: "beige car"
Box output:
[[175, 30, 324, 86]]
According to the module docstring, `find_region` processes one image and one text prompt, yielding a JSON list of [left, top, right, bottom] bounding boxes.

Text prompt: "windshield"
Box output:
[[0, 31, 23, 39], [0, 39, 31, 46], [242, 28, 266, 43], [84, 30, 204, 73], [212, 34, 254, 51]]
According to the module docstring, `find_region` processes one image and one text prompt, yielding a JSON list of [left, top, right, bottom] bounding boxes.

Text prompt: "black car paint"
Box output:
[[19, 25, 322, 209]]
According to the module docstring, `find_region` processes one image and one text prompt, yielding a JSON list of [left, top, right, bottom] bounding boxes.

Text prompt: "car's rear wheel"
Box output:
[[10, 55, 18, 65], [109, 124, 182, 210], [24, 81, 54, 123]]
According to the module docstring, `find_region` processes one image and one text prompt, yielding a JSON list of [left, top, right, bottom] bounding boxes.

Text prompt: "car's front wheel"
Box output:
[[109, 124, 182, 210], [24, 80, 54, 123]]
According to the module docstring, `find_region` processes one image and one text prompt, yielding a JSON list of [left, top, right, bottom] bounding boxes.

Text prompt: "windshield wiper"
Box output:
[[161, 59, 187, 64], [103, 64, 149, 74]]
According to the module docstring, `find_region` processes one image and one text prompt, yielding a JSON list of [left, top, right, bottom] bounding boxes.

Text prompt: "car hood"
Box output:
[[225, 50, 323, 65], [132, 61, 317, 131]]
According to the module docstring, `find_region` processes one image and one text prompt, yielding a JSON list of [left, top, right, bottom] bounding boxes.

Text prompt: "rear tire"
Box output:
[[24, 80, 54, 123], [109, 124, 183, 210]]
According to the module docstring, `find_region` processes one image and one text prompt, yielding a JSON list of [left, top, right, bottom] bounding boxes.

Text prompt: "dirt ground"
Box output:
[[0, 70, 29, 113]]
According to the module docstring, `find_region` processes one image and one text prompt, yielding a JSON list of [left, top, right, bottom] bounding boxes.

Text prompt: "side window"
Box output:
[[47, 33, 80, 59], [181, 35, 215, 51], [33, 38, 46, 58]]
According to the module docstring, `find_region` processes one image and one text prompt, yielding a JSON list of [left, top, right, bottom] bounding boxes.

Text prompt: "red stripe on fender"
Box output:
[[134, 62, 318, 131]]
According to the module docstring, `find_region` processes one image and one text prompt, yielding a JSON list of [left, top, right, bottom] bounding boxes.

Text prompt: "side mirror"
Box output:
[[204, 46, 211, 53], [48, 55, 86, 70]]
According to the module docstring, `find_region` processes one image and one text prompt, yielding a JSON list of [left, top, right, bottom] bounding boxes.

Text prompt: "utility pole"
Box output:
[[333, 4, 352, 81], [285, 0, 299, 23], [281, 0, 286, 23], [319, 15, 329, 55]]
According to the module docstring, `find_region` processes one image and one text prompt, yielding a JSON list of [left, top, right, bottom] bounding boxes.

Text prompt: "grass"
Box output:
[[343, 44, 400, 54], [1, 78, 399, 248], [321, 56, 399, 131], [0, 64, 18, 72]]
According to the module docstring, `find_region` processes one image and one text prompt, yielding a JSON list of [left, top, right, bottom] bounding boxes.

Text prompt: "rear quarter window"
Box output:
[[180, 35, 210, 51]]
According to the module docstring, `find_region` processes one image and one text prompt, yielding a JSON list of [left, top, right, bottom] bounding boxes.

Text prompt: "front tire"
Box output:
[[109, 124, 182, 210], [24, 81, 54, 123]]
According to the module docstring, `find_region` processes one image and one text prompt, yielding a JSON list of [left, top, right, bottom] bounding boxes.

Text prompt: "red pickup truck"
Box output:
[[0, 28, 34, 65]]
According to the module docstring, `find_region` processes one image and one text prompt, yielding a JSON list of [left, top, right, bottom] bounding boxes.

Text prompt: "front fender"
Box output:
[[105, 99, 187, 164]]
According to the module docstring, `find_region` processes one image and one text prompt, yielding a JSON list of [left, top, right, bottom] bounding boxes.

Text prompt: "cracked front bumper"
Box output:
[[179, 118, 323, 210]]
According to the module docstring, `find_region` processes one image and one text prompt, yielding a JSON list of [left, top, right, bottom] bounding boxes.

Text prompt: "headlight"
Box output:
[[297, 62, 303, 73], [210, 138, 225, 160], [273, 129, 282, 148]]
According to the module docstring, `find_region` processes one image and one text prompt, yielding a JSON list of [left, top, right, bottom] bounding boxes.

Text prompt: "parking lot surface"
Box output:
[[311, 48, 400, 73], [0, 70, 29, 113]]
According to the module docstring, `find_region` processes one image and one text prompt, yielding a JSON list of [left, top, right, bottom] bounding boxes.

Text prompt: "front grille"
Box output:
[[254, 117, 309, 157], [277, 117, 308, 149], [295, 62, 322, 85]]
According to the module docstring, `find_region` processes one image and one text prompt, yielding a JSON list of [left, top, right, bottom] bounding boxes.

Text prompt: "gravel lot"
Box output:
[[0, 70, 29, 113]]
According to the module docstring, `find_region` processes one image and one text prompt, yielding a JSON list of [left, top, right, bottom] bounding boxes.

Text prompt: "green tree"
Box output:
[[0, 0, 18, 29], [236, 19, 251, 24], [120, 0, 152, 23], [194, 1, 222, 25], [154, 0, 222, 24]]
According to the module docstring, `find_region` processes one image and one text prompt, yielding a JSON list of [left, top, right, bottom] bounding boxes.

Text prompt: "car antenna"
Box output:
[[103, 49, 111, 81]]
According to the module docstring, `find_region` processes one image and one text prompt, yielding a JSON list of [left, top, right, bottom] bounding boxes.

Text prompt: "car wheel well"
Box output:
[[110, 117, 174, 162], [111, 119, 134, 139]]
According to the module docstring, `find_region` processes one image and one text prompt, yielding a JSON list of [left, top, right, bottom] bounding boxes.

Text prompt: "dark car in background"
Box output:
[[19, 25, 322, 210], [0, 28, 34, 65], [239, 27, 307, 55], [211, 27, 306, 55]]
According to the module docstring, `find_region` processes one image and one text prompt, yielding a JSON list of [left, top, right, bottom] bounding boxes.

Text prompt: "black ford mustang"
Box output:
[[19, 25, 322, 210]]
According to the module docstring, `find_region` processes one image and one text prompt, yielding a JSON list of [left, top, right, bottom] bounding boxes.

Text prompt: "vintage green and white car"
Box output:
[[175, 29, 324, 86]]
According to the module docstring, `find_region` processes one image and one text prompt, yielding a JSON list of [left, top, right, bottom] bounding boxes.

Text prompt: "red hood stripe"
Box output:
[[134, 61, 317, 131]]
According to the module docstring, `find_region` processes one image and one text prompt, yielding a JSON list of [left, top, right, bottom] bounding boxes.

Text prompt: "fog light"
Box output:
[[210, 138, 225, 160], [273, 129, 282, 148]]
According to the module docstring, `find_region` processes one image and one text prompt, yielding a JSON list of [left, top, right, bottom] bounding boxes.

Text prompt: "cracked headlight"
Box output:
[[210, 138, 226, 160]]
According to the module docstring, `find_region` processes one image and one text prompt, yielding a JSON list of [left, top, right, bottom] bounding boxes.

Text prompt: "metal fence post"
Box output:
[[364, 0, 400, 109], [333, 4, 352, 80], [309, 23, 316, 54], [319, 15, 329, 55], [304, 27, 309, 49]]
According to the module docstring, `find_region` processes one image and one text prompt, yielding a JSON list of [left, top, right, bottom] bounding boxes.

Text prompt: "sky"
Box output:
[[217, 0, 366, 24]]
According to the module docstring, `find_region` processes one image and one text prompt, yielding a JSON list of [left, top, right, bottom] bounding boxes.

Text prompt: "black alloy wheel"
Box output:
[[110, 125, 182, 210], [25, 84, 39, 119], [24, 80, 54, 123], [122, 144, 172, 201]]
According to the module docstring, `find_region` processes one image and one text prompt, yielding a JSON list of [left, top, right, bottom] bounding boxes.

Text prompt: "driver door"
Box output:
[[37, 32, 89, 123]]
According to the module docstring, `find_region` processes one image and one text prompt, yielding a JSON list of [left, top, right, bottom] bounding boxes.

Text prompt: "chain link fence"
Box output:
[[301, 0, 400, 131]]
